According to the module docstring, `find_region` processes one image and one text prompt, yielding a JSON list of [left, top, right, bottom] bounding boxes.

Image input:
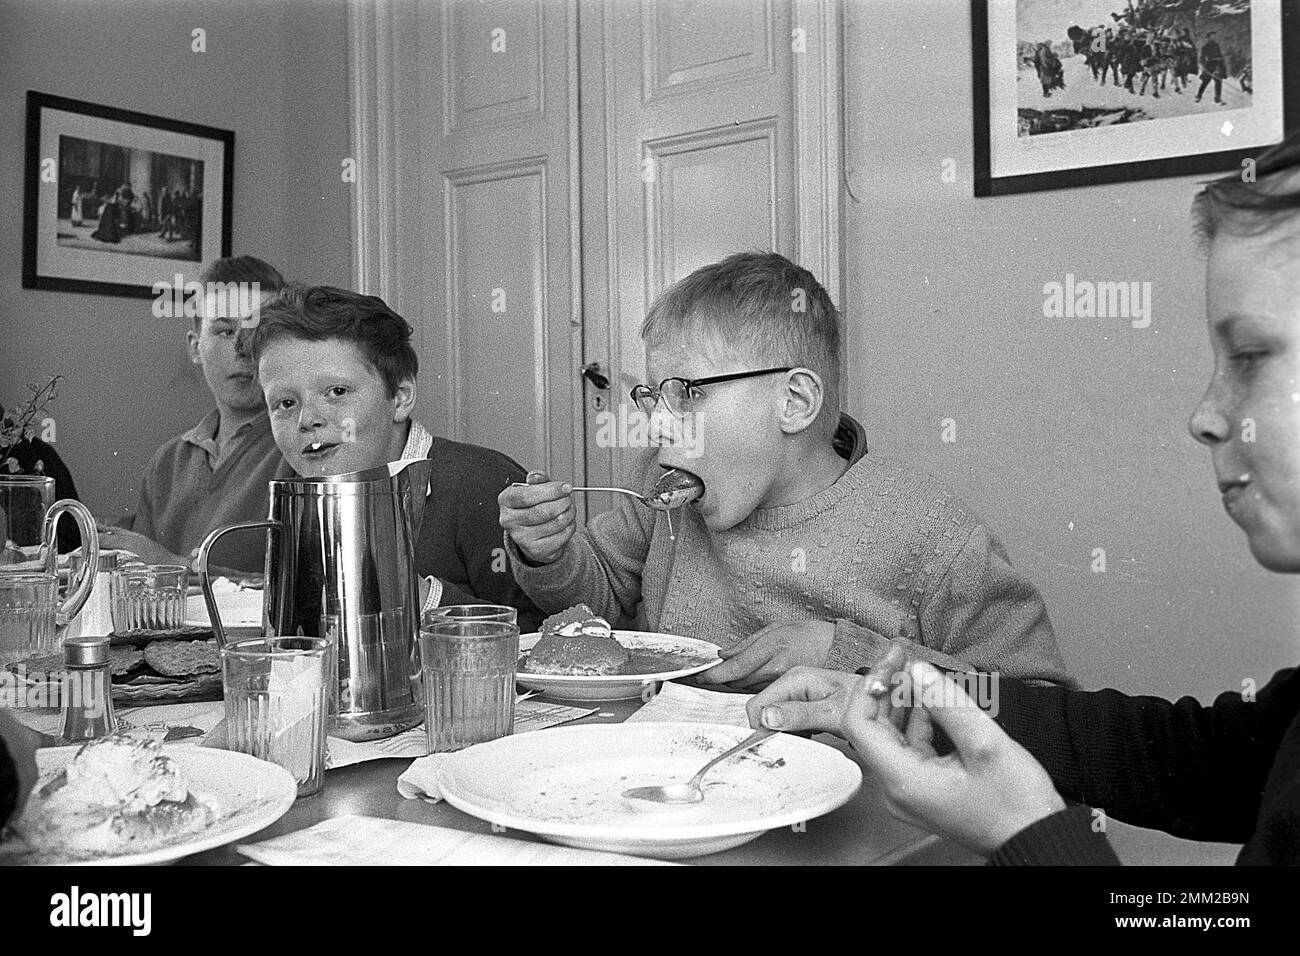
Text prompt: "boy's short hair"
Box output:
[[245, 285, 418, 399], [194, 255, 285, 331], [641, 251, 841, 434], [1193, 131, 1300, 246]]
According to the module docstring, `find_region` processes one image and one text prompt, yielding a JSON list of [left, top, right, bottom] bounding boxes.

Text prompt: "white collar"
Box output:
[[400, 420, 434, 461]]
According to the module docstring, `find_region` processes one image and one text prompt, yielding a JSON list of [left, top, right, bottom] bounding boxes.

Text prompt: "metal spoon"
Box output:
[[509, 483, 693, 512], [621, 728, 776, 804]]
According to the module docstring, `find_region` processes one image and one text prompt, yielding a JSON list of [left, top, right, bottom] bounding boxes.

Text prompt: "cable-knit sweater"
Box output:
[[508, 414, 1074, 686]]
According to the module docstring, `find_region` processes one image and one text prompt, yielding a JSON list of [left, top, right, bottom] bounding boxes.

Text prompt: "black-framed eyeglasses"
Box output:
[[629, 366, 793, 418]]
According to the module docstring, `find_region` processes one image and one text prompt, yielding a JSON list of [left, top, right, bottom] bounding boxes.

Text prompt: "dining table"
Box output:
[[178, 689, 1243, 867]]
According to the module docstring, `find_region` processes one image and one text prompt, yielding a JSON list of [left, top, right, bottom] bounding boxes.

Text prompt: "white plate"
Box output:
[[435, 722, 862, 859], [515, 630, 721, 700], [0, 746, 297, 865], [185, 589, 264, 628]]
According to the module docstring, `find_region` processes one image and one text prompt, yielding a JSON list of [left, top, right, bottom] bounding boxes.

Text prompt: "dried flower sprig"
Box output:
[[0, 375, 64, 459]]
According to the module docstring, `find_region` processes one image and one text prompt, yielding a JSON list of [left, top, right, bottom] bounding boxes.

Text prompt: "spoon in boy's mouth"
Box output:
[[511, 468, 704, 541], [510, 468, 705, 511]]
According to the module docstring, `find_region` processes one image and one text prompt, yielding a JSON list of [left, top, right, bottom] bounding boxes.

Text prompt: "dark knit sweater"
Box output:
[[988, 666, 1300, 865], [414, 435, 544, 633]]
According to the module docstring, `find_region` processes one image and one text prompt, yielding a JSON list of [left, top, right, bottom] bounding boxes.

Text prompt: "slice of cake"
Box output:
[[523, 603, 629, 676]]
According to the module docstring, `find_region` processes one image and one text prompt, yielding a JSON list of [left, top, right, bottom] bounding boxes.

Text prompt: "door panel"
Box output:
[[581, 0, 796, 490], [446, 162, 551, 458], [422, 0, 579, 480]]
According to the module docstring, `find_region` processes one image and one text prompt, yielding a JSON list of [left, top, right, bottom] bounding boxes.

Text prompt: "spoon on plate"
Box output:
[[621, 728, 776, 805]]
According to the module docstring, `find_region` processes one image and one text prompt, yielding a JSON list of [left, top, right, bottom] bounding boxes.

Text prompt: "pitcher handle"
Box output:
[[43, 499, 99, 626], [197, 520, 280, 647]]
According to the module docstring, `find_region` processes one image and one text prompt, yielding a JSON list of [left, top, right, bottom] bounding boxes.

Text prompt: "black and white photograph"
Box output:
[[975, 0, 1295, 194], [0, 0, 1298, 909], [57, 135, 206, 262], [21, 92, 231, 297]]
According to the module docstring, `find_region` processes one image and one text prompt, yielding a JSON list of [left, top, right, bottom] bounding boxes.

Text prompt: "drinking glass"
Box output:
[[420, 619, 518, 752], [0, 475, 54, 562], [221, 636, 329, 797], [421, 604, 518, 626], [110, 564, 188, 630], [0, 573, 58, 667]]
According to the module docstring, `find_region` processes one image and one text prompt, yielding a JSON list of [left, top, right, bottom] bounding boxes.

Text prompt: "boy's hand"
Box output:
[[497, 471, 576, 566], [95, 526, 190, 568], [746, 642, 910, 736], [698, 621, 837, 689], [836, 660, 1065, 856]]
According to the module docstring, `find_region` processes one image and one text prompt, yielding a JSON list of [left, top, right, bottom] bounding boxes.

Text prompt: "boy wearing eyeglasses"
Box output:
[[499, 252, 1073, 688]]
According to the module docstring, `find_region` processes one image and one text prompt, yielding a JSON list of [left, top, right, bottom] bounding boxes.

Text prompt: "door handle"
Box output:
[[580, 362, 610, 390]]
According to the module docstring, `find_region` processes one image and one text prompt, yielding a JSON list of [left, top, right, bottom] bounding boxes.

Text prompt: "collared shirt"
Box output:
[[128, 409, 283, 572]]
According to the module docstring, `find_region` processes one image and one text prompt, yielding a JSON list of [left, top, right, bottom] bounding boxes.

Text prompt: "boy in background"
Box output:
[[101, 255, 286, 573], [500, 252, 1073, 688]]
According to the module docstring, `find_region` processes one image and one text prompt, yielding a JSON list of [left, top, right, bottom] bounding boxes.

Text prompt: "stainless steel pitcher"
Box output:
[[197, 458, 434, 742]]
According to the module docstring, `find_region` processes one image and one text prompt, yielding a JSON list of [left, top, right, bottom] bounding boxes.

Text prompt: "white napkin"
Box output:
[[397, 750, 459, 803], [625, 681, 755, 727], [236, 814, 677, 866]]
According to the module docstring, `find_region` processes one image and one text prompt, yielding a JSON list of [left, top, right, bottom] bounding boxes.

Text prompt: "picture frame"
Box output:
[[22, 91, 234, 297], [972, 0, 1298, 197]]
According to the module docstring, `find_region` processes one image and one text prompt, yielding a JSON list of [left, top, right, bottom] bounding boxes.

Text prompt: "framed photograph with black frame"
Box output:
[[972, 0, 1298, 197], [22, 91, 233, 297]]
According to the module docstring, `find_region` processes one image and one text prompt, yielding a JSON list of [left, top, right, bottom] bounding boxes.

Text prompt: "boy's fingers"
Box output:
[[719, 623, 779, 660], [904, 700, 936, 756], [745, 666, 840, 726], [907, 661, 1002, 757], [754, 697, 843, 733], [700, 635, 776, 683], [499, 493, 573, 526]]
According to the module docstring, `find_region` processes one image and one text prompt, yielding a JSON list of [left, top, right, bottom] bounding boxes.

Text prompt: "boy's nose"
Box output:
[[648, 401, 679, 446], [297, 401, 326, 433], [1188, 387, 1230, 447]]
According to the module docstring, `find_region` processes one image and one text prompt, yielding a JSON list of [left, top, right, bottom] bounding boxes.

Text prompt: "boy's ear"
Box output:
[[778, 368, 824, 436], [185, 328, 201, 365], [391, 378, 417, 422]]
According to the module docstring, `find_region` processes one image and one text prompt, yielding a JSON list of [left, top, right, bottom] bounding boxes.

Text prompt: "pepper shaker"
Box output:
[[58, 635, 117, 744]]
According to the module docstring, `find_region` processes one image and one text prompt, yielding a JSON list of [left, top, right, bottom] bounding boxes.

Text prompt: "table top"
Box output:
[[179, 691, 1241, 866], [181, 694, 951, 866]]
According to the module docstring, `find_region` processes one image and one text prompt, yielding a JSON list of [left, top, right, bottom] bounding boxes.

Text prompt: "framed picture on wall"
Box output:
[[22, 91, 233, 297], [972, 0, 1299, 197]]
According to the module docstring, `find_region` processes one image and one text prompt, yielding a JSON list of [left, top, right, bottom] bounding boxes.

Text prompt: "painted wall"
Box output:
[[0, 0, 351, 520], [842, 0, 1298, 700]]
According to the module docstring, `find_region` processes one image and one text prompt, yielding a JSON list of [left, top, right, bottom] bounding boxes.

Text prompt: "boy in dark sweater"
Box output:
[[745, 132, 1300, 864], [245, 285, 541, 631]]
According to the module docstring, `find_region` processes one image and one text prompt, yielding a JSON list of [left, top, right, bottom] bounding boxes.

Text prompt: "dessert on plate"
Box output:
[[6, 734, 217, 858], [522, 604, 630, 676]]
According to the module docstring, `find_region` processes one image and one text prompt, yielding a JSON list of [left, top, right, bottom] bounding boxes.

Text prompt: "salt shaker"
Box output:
[[68, 549, 118, 637], [59, 636, 118, 744]]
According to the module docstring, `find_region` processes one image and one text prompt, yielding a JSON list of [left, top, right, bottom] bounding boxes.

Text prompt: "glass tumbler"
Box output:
[[221, 636, 330, 797], [420, 619, 518, 753]]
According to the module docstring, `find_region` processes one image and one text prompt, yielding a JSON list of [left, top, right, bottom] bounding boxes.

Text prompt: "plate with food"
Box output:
[[517, 605, 721, 700], [0, 735, 296, 865], [433, 721, 862, 859]]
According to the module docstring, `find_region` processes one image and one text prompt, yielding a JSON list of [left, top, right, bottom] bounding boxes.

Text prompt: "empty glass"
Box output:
[[420, 619, 518, 752], [421, 604, 518, 626], [0, 573, 58, 667], [110, 564, 188, 630], [221, 636, 330, 797]]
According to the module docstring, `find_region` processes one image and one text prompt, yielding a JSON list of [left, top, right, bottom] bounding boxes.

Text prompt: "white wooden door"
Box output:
[[350, 0, 583, 481]]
